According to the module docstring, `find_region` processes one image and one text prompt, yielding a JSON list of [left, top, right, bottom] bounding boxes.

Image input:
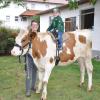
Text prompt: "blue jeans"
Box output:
[[25, 53, 37, 93], [58, 32, 63, 49]]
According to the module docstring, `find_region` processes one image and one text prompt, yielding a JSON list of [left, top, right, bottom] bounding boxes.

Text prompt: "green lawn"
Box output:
[[0, 56, 100, 100]]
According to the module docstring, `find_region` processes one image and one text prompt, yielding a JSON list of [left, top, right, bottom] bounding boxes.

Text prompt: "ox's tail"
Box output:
[[86, 29, 92, 49]]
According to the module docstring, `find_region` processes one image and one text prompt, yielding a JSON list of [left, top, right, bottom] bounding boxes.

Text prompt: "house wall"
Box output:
[[27, 2, 61, 10], [40, 3, 93, 32], [93, 0, 100, 51], [0, 2, 61, 29], [40, 13, 52, 32], [0, 2, 26, 29], [40, 2, 100, 52]]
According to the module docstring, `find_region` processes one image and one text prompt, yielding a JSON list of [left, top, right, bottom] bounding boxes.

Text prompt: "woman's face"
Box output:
[[31, 22, 39, 32]]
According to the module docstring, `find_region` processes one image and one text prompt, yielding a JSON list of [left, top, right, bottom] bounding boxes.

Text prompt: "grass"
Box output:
[[0, 56, 100, 100]]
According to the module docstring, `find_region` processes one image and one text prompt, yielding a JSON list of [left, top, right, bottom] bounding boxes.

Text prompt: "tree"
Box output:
[[0, 0, 24, 8], [0, 27, 16, 54], [68, 0, 97, 9], [89, 0, 97, 5]]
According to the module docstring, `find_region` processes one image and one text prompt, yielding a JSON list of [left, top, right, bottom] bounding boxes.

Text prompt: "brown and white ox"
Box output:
[[11, 29, 93, 100]]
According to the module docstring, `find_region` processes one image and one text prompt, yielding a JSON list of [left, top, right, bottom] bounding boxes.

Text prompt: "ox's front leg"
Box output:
[[41, 63, 54, 100], [36, 70, 44, 94]]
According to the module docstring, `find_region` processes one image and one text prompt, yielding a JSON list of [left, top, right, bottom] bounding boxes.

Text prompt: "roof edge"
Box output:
[[26, 0, 67, 5], [36, 0, 90, 15]]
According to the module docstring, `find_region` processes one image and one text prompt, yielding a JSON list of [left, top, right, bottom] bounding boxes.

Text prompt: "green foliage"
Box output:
[[90, 0, 97, 5], [0, 20, 3, 26], [0, 0, 24, 8], [68, 0, 78, 10], [68, 0, 97, 10], [32, 16, 40, 23], [0, 27, 18, 54], [11, 0, 25, 7], [0, 0, 10, 8]]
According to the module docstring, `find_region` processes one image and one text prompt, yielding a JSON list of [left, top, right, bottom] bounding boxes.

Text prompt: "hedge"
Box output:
[[0, 27, 18, 55]]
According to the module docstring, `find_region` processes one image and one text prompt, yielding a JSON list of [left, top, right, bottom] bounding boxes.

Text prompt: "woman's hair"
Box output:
[[31, 20, 38, 26]]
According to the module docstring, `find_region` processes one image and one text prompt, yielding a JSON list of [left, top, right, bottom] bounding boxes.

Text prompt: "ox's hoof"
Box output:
[[88, 89, 92, 92], [40, 97, 47, 100], [36, 90, 41, 94], [78, 82, 84, 87], [88, 86, 93, 92], [41, 93, 47, 100]]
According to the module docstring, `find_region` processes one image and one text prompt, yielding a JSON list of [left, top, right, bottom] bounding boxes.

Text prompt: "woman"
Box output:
[[25, 20, 39, 97]]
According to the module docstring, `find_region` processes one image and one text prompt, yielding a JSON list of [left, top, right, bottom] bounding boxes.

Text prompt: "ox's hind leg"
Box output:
[[85, 57, 93, 91], [77, 57, 86, 87]]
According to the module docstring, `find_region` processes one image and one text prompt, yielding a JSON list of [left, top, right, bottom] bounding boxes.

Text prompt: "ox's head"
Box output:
[[11, 29, 36, 56]]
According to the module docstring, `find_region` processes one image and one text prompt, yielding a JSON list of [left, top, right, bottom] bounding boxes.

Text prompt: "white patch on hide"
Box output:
[[66, 48, 71, 54], [63, 43, 66, 47]]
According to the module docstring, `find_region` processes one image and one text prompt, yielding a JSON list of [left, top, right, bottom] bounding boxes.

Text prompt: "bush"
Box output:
[[0, 27, 18, 55], [0, 20, 3, 26]]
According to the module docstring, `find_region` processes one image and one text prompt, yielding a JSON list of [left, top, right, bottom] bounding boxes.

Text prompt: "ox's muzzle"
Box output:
[[14, 43, 23, 51], [11, 43, 24, 56], [11, 42, 31, 56]]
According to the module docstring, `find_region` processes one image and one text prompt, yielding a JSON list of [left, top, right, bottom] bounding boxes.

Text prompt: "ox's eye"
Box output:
[[22, 39, 25, 42]]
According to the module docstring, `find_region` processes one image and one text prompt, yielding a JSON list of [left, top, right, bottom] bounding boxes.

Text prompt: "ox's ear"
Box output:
[[29, 29, 37, 39]]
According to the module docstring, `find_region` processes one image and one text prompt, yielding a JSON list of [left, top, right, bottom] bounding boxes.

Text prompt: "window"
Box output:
[[65, 17, 76, 32], [6, 16, 10, 22], [15, 16, 18, 21], [21, 16, 27, 21], [45, 4, 50, 8], [81, 8, 94, 29], [31, 3, 35, 9]]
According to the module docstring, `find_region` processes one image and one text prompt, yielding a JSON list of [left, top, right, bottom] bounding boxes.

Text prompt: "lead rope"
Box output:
[[18, 49, 23, 63], [18, 41, 31, 63], [55, 39, 60, 66], [24, 41, 32, 79], [25, 54, 30, 79], [19, 56, 21, 63]]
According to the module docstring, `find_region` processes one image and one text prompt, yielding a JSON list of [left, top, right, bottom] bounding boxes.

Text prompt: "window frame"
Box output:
[[6, 16, 10, 22], [15, 16, 19, 21], [65, 17, 76, 32], [80, 8, 94, 29], [21, 16, 27, 21]]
